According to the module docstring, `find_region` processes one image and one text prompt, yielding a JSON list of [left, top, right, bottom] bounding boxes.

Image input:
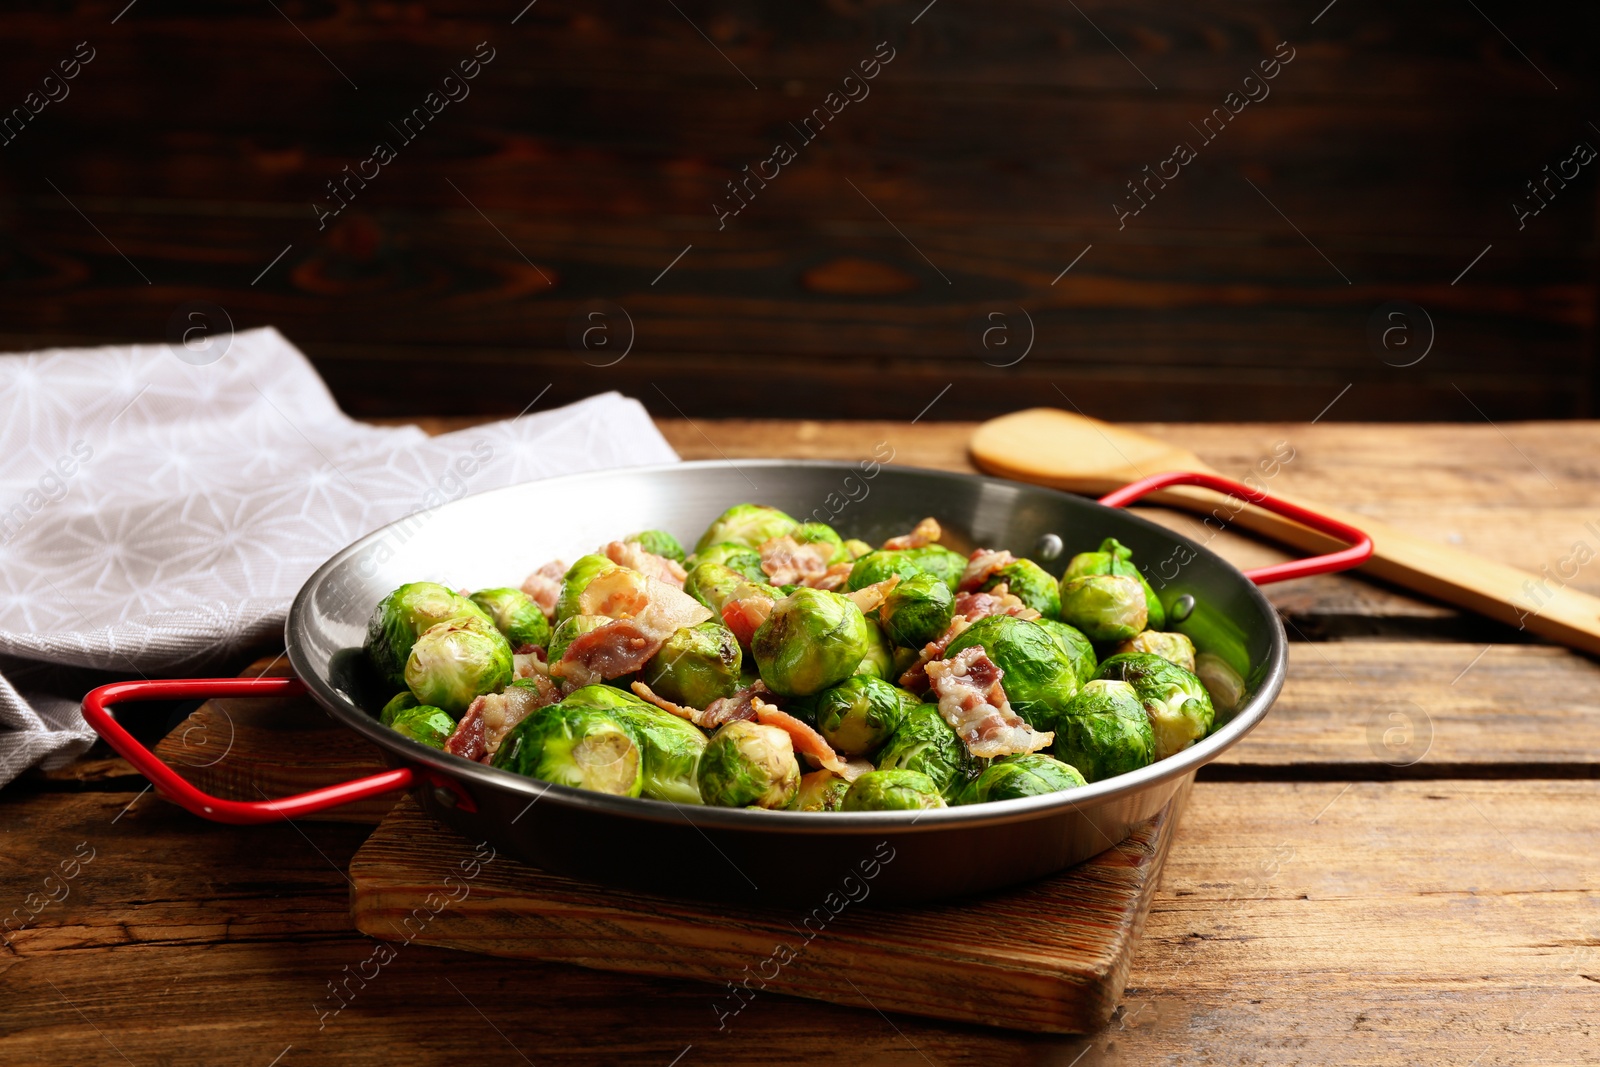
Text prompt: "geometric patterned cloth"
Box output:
[[0, 328, 678, 785]]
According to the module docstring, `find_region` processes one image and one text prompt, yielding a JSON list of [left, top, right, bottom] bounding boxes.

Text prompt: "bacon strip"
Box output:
[[884, 517, 941, 551], [953, 582, 1041, 623], [926, 646, 1054, 758], [701, 681, 768, 728], [722, 594, 774, 649], [958, 548, 1015, 593], [444, 700, 488, 762], [552, 570, 712, 687], [513, 646, 548, 680], [520, 559, 566, 618], [752, 698, 846, 774], [806, 561, 854, 591], [898, 616, 972, 693], [759, 535, 835, 587], [603, 540, 687, 588], [845, 573, 900, 615], [631, 681, 701, 723]]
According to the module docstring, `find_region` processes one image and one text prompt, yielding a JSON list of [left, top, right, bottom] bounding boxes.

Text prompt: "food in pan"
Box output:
[[361, 505, 1236, 809]]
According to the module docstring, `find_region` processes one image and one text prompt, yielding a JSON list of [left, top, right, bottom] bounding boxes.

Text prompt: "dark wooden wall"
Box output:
[[1, 1, 1595, 421]]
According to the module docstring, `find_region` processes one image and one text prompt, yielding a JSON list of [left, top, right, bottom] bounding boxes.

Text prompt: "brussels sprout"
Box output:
[[547, 613, 612, 666], [1058, 574, 1147, 643], [1053, 679, 1156, 782], [1036, 619, 1098, 687], [693, 542, 768, 583], [842, 538, 873, 559], [956, 754, 1085, 804], [403, 616, 514, 716], [853, 616, 895, 680], [697, 721, 800, 808], [695, 504, 799, 555], [1095, 652, 1215, 760], [379, 691, 419, 726], [879, 571, 955, 649], [641, 621, 743, 708], [875, 703, 973, 798], [388, 705, 458, 749], [842, 769, 947, 811], [793, 521, 849, 563], [492, 703, 644, 796], [847, 546, 967, 593], [1063, 537, 1166, 630], [943, 615, 1079, 733], [625, 529, 686, 564], [787, 769, 852, 812], [554, 554, 620, 625], [609, 702, 710, 805], [813, 675, 910, 758], [981, 558, 1061, 620], [1114, 631, 1197, 673], [470, 587, 552, 650], [683, 562, 780, 617], [365, 581, 491, 688], [751, 588, 871, 698]]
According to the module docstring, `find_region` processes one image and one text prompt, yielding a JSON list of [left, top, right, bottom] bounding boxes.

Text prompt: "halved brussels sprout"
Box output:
[[388, 704, 457, 749], [693, 542, 768, 583], [1114, 631, 1197, 673], [625, 529, 686, 564], [403, 616, 514, 716], [842, 769, 946, 811], [793, 521, 849, 564], [787, 769, 852, 812], [813, 674, 910, 758], [981, 558, 1061, 620], [1052, 679, 1155, 782], [553, 554, 620, 625], [842, 538, 873, 559], [698, 721, 800, 808], [365, 581, 492, 688], [1095, 652, 1215, 760], [695, 504, 799, 555], [641, 621, 743, 708], [609, 702, 710, 805], [470, 587, 552, 650], [1063, 537, 1166, 630], [847, 546, 967, 594], [682, 562, 780, 617], [942, 614, 1079, 733], [547, 613, 612, 667], [1058, 574, 1147, 642], [853, 616, 895, 680], [751, 588, 871, 698], [492, 702, 644, 796], [956, 753, 1085, 804], [1036, 619, 1098, 687], [879, 572, 955, 649], [379, 691, 419, 726], [874, 703, 973, 798]]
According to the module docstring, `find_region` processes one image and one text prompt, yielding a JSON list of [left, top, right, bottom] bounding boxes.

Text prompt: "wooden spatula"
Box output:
[[970, 408, 1600, 657]]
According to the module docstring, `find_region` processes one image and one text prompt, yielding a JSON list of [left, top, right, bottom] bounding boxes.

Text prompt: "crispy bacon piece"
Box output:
[[845, 574, 900, 615], [631, 681, 700, 723], [898, 616, 973, 694], [952, 582, 1041, 623], [807, 561, 854, 591], [700, 681, 768, 728], [926, 646, 1054, 758], [603, 540, 687, 588], [759, 535, 835, 587], [513, 646, 548, 680], [447, 678, 562, 763], [722, 594, 774, 649], [883, 517, 941, 551], [959, 548, 1016, 593], [444, 701, 488, 762], [551, 570, 711, 687], [838, 758, 874, 783], [752, 698, 847, 775], [520, 559, 566, 618]]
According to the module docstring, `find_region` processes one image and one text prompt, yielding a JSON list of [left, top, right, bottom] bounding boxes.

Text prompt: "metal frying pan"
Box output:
[[83, 462, 1369, 905]]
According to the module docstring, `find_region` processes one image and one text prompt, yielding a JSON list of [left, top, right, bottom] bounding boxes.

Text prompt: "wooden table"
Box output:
[[4, 419, 1597, 1066]]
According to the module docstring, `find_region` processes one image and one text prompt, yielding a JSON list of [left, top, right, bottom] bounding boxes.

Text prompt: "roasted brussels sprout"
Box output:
[[787, 769, 852, 812], [847, 545, 967, 593], [546, 613, 612, 667], [1036, 619, 1098, 687], [693, 542, 768, 583], [874, 703, 973, 798], [793, 521, 849, 563], [1052, 679, 1155, 782], [697, 721, 801, 808], [1095, 652, 1215, 760], [470, 587, 552, 650], [980, 558, 1061, 620], [751, 588, 872, 697], [1058, 574, 1148, 643], [682, 562, 779, 617], [695, 504, 799, 555], [640, 621, 743, 708], [942, 614, 1079, 732], [625, 529, 686, 564], [853, 616, 895, 680], [813, 675, 910, 758], [403, 616, 514, 716], [842, 538, 873, 559], [609, 701, 710, 805], [493, 702, 644, 796], [1062, 537, 1166, 630], [879, 571, 955, 649], [379, 691, 419, 726], [553, 554, 620, 625], [957, 754, 1085, 804], [1114, 631, 1197, 673], [388, 704, 457, 749], [365, 581, 492, 688], [842, 769, 947, 811]]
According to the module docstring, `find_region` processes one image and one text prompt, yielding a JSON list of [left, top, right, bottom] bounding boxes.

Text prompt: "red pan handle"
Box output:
[[1098, 470, 1373, 585], [81, 676, 419, 824]]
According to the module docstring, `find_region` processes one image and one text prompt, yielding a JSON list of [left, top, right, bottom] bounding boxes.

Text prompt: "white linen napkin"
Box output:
[[0, 327, 679, 785]]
